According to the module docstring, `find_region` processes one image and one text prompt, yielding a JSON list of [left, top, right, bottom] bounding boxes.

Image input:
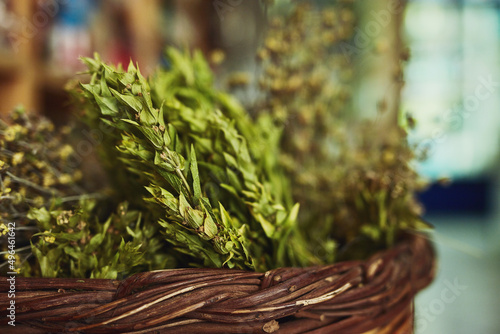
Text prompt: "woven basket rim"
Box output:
[[0, 232, 435, 334]]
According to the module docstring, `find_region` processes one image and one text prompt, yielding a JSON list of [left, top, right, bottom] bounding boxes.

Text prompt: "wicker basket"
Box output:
[[0, 233, 434, 333]]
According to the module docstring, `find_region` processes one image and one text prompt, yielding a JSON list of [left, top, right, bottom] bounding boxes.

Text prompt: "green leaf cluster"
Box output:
[[75, 49, 314, 272], [28, 200, 172, 279]]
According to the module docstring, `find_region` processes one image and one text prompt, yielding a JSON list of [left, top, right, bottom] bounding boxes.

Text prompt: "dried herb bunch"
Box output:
[[73, 49, 315, 272], [256, 2, 427, 260], [257, 2, 354, 212], [0, 109, 172, 278], [0, 109, 84, 275]]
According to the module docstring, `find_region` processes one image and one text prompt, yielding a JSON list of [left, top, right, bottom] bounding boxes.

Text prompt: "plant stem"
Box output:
[[6, 172, 61, 196]]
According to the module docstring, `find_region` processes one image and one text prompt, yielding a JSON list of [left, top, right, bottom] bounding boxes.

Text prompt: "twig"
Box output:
[[59, 193, 105, 203], [0, 245, 32, 255], [6, 172, 61, 196]]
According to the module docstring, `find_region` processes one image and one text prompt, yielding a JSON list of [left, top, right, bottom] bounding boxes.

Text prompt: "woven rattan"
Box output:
[[0, 233, 434, 333]]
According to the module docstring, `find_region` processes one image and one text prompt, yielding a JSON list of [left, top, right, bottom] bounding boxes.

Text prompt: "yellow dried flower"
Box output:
[[3, 176, 10, 186], [59, 144, 74, 160], [0, 223, 9, 235], [43, 174, 56, 187], [34, 160, 46, 169], [59, 174, 73, 185], [11, 152, 24, 166], [210, 49, 225, 65], [1, 187, 11, 195], [44, 235, 56, 243], [227, 72, 251, 88], [3, 253, 21, 263], [37, 120, 54, 132], [4, 127, 16, 142], [33, 196, 45, 207], [12, 193, 23, 205]]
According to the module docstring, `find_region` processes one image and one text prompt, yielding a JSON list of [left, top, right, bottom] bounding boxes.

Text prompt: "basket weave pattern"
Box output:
[[0, 233, 434, 333]]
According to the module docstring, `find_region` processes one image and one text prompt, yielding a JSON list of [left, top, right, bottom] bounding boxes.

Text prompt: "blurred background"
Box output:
[[0, 0, 499, 332], [403, 1, 500, 334]]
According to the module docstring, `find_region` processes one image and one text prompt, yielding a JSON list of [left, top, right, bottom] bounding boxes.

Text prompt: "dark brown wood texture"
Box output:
[[0, 233, 435, 333]]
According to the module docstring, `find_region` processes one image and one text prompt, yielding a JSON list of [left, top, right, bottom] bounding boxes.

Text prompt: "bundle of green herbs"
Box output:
[[0, 2, 428, 280], [73, 48, 313, 273]]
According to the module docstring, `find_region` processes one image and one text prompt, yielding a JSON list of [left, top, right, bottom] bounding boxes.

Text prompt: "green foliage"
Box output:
[[74, 49, 315, 272], [28, 200, 172, 279]]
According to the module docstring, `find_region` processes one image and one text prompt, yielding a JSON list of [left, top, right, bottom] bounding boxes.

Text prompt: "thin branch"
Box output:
[[6, 172, 61, 196], [0, 245, 32, 255], [59, 193, 105, 203]]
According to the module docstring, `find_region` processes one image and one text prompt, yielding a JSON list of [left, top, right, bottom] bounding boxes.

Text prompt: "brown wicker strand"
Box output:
[[0, 232, 435, 333]]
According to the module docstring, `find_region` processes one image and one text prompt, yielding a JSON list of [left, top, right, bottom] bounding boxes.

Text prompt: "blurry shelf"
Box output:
[[39, 66, 74, 91], [0, 1, 162, 117], [0, 2, 36, 116], [0, 51, 22, 76], [39, 65, 91, 92]]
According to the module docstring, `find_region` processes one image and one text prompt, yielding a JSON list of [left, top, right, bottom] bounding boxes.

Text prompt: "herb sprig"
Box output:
[[75, 49, 315, 271]]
